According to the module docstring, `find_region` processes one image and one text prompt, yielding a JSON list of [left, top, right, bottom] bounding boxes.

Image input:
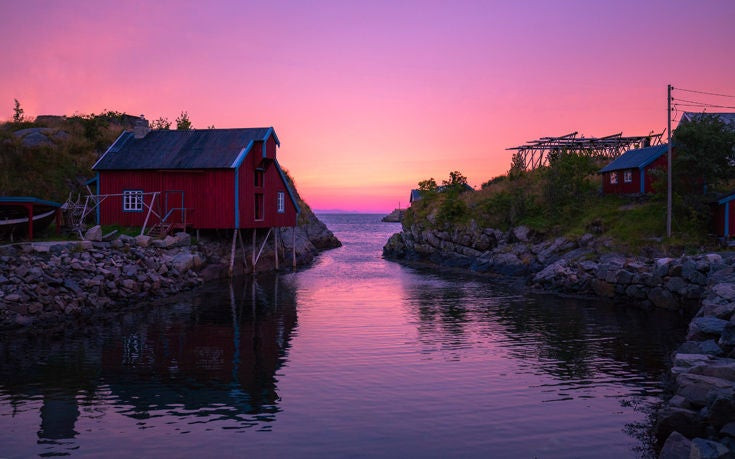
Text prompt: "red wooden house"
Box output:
[[599, 144, 669, 195], [712, 191, 735, 238], [92, 123, 299, 232]]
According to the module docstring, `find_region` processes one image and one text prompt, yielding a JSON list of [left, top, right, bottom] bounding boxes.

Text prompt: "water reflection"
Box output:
[[0, 274, 297, 456]]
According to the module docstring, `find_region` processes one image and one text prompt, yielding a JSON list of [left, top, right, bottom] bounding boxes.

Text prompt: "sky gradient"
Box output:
[[2, 0, 734, 212]]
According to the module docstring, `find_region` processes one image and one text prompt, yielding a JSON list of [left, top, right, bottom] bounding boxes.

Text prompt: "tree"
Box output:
[[673, 114, 735, 194], [151, 116, 171, 130], [442, 170, 469, 193], [175, 111, 192, 130], [508, 152, 526, 180], [418, 178, 437, 192], [12, 99, 24, 123]]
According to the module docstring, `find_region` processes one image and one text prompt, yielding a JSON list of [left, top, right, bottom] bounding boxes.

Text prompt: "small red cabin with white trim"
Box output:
[[599, 144, 669, 195], [92, 124, 299, 231]]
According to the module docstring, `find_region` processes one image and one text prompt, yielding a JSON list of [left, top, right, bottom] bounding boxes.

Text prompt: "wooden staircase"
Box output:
[[147, 222, 173, 238]]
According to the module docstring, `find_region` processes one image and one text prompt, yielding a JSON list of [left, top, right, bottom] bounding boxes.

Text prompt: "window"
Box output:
[[277, 191, 285, 213], [623, 170, 633, 183], [123, 190, 143, 212], [255, 193, 264, 220], [609, 172, 618, 185], [254, 169, 264, 187]]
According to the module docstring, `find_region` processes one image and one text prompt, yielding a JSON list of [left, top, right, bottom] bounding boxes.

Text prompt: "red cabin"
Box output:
[[712, 191, 735, 238], [92, 124, 299, 231], [599, 144, 669, 195]]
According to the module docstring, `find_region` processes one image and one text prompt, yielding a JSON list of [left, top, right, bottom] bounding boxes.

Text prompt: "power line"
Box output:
[[674, 86, 735, 99], [672, 97, 735, 110]]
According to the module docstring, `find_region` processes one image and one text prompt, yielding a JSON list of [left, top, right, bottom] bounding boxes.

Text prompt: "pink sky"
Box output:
[[1, 0, 733, 212]]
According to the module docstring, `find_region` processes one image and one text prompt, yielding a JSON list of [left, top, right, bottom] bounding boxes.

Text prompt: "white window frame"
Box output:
[[623, 170, 632, 183], [123, 190, 144, 212], [277, 191, 285, 213], [609, 172, 618, 185]]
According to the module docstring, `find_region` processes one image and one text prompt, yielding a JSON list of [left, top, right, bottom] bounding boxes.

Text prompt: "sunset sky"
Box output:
[[1, 0, 733, 212]]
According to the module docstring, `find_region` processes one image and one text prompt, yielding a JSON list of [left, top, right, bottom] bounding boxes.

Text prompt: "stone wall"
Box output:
[[385, 222, 722, 313], [0, 213, 341, 331], [0, 233, 204, 330]]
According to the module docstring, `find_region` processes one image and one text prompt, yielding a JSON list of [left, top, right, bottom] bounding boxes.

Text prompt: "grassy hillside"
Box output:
[[0, 111, 133, 202], [405, 158, 714, 253]]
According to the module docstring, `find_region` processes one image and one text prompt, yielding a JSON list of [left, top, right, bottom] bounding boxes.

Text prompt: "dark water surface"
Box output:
[[0, 214, 687, 457]]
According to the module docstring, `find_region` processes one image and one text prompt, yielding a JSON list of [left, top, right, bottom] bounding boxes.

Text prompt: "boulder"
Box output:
[[689, 438, 730, 459], [135, 235, 152, 247], [171, 252, 195, 272], [688, 317, 729, 341], [658, 431, 691, 459], [511, 225, 532, 243], [656, 406, 705, 441], [676, 373, 733, 407], [84, 225, 103, 242], [677, 340, 724, 356], [649, 287, 678, 310], [161, 235, 178, 248], [720, 324, 735, 348], [712, 283, 735, 301]]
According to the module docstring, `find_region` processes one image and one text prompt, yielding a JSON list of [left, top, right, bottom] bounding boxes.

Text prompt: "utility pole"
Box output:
[[667, 84, 672, 238]]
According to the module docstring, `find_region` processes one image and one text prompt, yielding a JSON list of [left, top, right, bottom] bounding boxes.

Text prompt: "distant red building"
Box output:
[[599, 144, 669, 195], [712, 191, 735, 238], [92, 123, 299, 232]]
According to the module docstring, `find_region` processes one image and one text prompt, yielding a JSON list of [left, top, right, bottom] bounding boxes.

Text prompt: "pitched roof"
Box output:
[[680, 112, 735, 129], [93, 128, 278, 170], [599, 144, 669, 173]]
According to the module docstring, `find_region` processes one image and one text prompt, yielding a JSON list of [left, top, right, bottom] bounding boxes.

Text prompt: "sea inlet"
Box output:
[[0, 214, 687, 458]]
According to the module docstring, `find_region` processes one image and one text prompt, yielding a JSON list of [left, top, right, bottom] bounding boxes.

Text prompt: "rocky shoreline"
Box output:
[[384, 221, 735, 457], [0, 214, 340, 332]]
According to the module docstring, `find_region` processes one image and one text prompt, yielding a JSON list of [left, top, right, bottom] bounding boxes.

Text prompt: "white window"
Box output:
[[609, 172, 618, 185], [123, 190, 143, 212], [277, 191, 285, 213], [623, 170, 633, 183]]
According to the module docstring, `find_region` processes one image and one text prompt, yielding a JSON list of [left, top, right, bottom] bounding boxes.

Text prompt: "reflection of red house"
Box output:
[[92, 122, 299, 231], [599, 144, 669, 195]]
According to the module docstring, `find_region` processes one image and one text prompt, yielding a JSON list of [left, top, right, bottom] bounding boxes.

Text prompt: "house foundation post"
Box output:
[[252, 228, 257, 268], [292, 226, 296, 268], [274, 227, 279, 271], [229, 229, 238, 277], [237, 229, 248, 272]]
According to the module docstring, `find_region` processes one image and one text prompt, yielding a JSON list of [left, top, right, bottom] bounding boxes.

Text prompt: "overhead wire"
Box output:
[[673, 87, 735, 99]]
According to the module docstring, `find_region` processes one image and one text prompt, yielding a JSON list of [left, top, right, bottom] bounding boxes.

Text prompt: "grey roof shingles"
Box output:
[[599, 144, 668, 173], [93, 128, 274, 170]]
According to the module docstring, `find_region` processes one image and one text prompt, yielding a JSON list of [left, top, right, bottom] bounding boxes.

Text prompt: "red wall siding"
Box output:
[[602, 155, 669, 195], [601, 169, 641, 194], [265, 136, 277, 160], [712, 203, 726, 236], [643, 155, 668, 193], [237, 149, 297, 228], [99, 170, 235, 229]]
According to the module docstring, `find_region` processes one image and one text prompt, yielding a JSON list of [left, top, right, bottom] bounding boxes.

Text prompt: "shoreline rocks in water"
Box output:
[[383, 221, 735, 456], [381, 209, 404, 222], [0, 212, 340, 331]]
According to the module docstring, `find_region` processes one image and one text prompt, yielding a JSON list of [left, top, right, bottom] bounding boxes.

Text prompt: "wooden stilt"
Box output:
[[252, 228, 257, 268], [237, 229, 248, 271], [228, 229, 237, 277], [274, 227, 279, 271], [253, 228, 272, 267], [292, 226, 296, 268]]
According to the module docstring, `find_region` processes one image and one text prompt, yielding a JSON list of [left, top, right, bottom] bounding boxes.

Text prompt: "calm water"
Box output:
[[0, 214, 686, 458]]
